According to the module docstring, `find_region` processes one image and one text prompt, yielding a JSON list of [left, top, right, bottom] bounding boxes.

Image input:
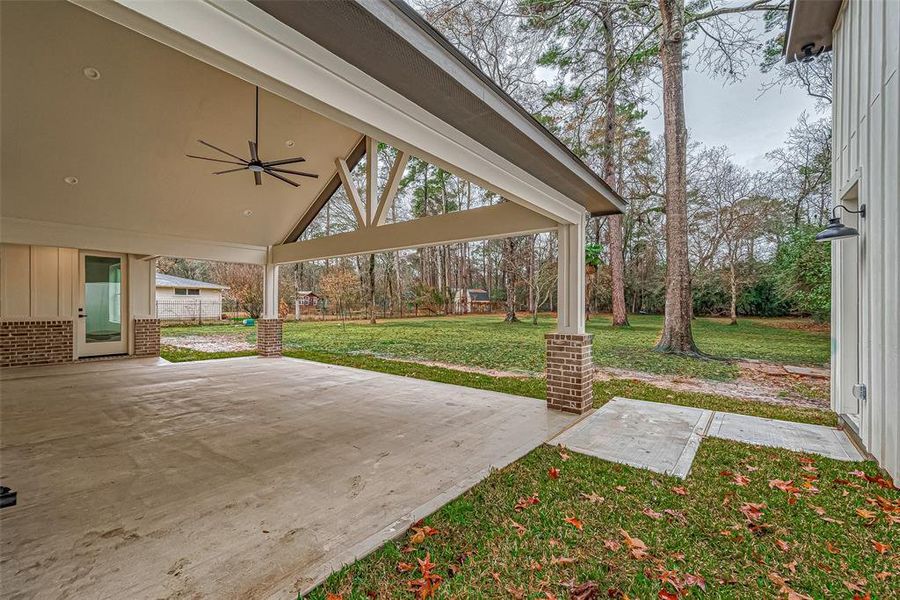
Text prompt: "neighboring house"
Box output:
[[786, 0, 899, 479], [296, 291, 320, 307], [452, 288, 492, 313], [294, 291, 321, 318], [155, 273, 228, 322]]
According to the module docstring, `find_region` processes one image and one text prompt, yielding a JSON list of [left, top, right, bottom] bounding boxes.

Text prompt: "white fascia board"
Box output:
[[1, 218, 268, 264], [75, 0, 585, 225]]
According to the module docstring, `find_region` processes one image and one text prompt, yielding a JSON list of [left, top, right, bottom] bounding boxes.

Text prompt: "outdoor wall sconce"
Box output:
[[798, 43, 825, 64], [815, 204, 866, 242]]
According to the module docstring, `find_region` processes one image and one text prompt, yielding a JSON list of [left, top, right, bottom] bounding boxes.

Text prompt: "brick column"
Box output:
[[257, 318, 283, 357], [133, 318, 160, 357], [545, 332, 594, 413], [0, 320, 74, 367]]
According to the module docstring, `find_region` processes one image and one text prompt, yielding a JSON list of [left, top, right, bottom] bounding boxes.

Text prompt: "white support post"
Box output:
[[546, 211, 593, 413], [556, 214, 586, 334], [259, 250, 283, 357], [262, 260, 280, 319]]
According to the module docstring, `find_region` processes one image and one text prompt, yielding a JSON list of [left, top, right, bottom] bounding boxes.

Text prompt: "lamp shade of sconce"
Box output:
[[815, 204, 866, 242]]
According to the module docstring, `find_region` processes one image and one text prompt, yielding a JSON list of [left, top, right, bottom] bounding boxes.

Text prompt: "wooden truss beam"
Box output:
[[272, 202, 556, 264]]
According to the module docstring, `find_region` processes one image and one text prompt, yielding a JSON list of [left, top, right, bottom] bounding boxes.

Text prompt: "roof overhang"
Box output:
[[250, 0, 624, 217], [783, 0, 843, 63], [2, 0, 619, 265]]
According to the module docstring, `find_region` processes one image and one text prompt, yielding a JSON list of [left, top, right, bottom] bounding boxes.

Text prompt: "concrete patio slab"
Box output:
[[707, 412, 864, 461], [0, 357, 576, 599], [550, 397, 712, 479]]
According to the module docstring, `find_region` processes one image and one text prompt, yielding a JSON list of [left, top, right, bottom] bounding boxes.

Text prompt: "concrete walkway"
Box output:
[[552, 397, 864, 478], [0, 357, 576, 599]]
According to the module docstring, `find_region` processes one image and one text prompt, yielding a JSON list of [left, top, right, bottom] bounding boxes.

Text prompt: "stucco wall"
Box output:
[[831, 0, 899, 480]]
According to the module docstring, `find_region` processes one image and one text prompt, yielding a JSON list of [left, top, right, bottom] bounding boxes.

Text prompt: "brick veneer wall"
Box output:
[[0, 320, 74, 367], [133, 318, 160, 357], [545, 332, 594, 413], [257, 318, 283, 357]]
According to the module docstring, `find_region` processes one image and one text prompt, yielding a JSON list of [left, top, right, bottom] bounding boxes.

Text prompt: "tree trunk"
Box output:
[[729, 254, 738, 326], [503, 237, 519, 322], [654, 0, 699, 355], [368, 253, 377, 324], [602, 8, 629, 328]]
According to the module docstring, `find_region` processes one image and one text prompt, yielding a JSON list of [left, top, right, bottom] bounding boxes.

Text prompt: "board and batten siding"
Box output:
[[0, 243, 157, 356], [831, 0, 899, 480], [0, 244, 78, 319]]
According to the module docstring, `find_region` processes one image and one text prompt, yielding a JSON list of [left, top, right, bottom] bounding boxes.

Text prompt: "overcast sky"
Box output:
[[638, 17, 826, 172]]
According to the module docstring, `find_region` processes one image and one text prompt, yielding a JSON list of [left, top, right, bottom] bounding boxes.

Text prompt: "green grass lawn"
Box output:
[[162, 314, 830, 381], [308, 441, 898, 599], [158, 346, 836, 427]]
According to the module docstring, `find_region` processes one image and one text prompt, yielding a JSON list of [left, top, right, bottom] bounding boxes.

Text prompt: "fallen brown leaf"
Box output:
[[732, 474, 751, 486], [564, 516, 583, 531], [580, 491, 605, 504], [871, 540, 891, 554], [642, 507, 663, 520], [671, 486, 688, 496], [548, 467, 560, 480], [509, 519, 526, 537], [603, 539, 621, 551], [570, 580, 599, 600]]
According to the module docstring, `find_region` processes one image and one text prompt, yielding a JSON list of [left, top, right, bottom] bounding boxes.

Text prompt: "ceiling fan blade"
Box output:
[[186, 154, 246, 166], [262, 156, 307, 167], [212, 167, 247, 175], [267, 167, 319, 179], [264, 169, 300, 187], [254, 171, 262, 186], [197, 139, 247, 163], [249, 140, 259, 162]]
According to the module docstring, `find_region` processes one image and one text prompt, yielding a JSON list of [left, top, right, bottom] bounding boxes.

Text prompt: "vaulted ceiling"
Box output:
[[1, 1, 361, 247]]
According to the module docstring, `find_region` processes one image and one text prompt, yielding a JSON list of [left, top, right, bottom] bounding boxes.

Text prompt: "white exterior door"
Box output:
[[77, 252, 128, 357]]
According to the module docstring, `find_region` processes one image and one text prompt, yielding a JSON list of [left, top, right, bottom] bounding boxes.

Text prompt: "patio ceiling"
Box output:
[[1, 1, 360, 250], [2, 0, 617, 266]]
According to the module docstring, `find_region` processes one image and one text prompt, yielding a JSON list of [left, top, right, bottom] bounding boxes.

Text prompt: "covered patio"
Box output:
[[0, 1, 620, 596], [1, 356, 576, 598]]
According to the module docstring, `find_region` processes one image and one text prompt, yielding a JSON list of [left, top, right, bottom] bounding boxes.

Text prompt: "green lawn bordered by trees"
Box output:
[[161, 314, 829, 381], [306, 442, 897, 599]]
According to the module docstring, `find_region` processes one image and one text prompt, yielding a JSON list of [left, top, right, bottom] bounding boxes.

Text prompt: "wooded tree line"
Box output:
[[160, 0, 834, 343]]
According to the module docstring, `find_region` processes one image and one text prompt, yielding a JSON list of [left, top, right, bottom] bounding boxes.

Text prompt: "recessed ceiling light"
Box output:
[[82, 67, 101, 80], [285, 140, 295, 148], [242, 209, 253, 217], [64, 176, 79, 185]]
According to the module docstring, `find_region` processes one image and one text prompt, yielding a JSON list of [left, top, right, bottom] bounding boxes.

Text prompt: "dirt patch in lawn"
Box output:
[[594, 362, 830, 411], [161, 334, 253, 353], [356, 354, 536, 379]]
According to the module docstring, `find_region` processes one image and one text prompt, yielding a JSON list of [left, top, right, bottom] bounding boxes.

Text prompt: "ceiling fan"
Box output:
[[187, 87, 318, 187]]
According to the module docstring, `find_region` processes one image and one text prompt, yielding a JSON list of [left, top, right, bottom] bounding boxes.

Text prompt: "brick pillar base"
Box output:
[[545, 332, 594, 413], [133, 318, 160, 357], [257, 318, 283, 357], [0, 319, 74, 367]]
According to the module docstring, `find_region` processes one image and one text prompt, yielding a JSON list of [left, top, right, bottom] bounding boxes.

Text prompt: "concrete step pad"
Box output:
[[551, 397, 863, 480], [551, 398, 711, 479], [706, 412, 863, 461]]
